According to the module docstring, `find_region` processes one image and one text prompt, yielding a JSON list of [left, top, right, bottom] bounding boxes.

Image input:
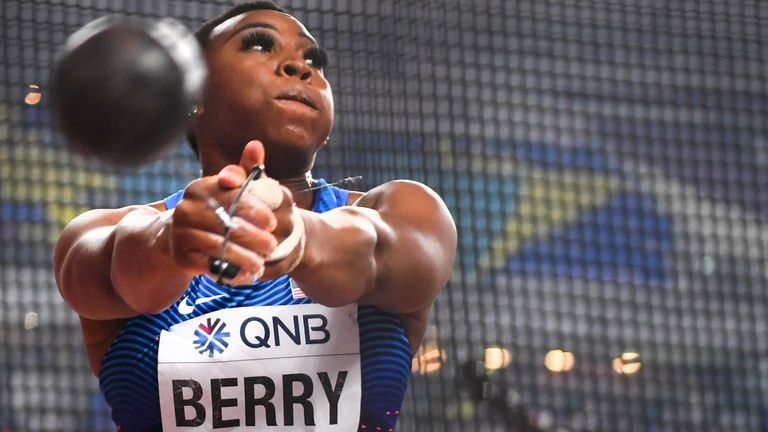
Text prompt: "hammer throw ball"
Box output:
[[50, 16, 205, 166]]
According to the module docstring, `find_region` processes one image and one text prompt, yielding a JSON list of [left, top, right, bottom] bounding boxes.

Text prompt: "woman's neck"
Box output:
[[278, 173, 317, 210], [198, 150, 318, 210]]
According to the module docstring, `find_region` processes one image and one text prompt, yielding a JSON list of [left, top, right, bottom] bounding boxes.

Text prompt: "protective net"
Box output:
[[2, 0, 767, 430]]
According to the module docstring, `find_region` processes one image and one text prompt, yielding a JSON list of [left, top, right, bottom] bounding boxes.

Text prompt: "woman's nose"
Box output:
[[279, 58, 312, 81]]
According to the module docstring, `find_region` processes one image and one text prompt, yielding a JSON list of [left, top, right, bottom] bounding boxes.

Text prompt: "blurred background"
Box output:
[[1, 0, 767, 430]]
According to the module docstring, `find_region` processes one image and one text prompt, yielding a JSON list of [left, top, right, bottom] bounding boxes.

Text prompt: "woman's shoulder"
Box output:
[[351, 179, 448, 211]]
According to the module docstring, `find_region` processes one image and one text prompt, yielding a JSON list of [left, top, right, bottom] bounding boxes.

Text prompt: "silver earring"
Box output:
[[188, 105, 199, 117]]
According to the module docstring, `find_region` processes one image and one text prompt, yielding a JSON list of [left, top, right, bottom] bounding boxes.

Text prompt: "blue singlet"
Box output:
[[98, 179, 412, 431]]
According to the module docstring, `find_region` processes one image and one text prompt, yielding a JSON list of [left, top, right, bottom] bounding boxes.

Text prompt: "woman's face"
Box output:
[[196, 10, 334, 175]]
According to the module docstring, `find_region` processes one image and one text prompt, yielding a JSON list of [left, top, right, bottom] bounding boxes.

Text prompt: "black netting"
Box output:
[[2, 0, 767, 430]]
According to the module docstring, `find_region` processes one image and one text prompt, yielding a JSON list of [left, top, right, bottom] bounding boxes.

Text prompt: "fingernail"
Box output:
[[269, 218, 278, 232]]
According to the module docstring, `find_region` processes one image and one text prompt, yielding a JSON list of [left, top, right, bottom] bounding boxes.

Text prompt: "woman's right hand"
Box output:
[[165, 140, 280, 284], [55, 140, 280, 320]]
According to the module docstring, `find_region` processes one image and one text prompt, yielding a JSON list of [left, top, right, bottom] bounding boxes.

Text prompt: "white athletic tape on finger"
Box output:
[[246, 176, 283, 210], [265, 209, 305, 263]]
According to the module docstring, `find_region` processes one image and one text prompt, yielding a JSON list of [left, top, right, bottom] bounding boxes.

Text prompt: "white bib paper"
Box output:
[[158, 303, 361, 431]]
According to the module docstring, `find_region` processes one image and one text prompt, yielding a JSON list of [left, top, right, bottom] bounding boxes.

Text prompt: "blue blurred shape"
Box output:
[[514, 141, 619, 173], [507, 192, 674, 287], [1, 202, 46, 223]]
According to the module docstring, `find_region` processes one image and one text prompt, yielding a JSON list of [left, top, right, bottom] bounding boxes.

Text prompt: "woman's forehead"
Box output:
[[209, 10, 316, 44]]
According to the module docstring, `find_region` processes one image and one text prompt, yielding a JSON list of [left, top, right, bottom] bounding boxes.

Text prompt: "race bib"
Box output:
[[158, 303, 361, 431]]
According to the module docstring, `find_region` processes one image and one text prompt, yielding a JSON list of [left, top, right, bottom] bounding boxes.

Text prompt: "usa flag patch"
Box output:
[[289, 278, 307, 299]]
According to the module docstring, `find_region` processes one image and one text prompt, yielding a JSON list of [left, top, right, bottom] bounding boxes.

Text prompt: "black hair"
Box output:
[[194, 1, 287, 49], [186, 1, 288, 157]]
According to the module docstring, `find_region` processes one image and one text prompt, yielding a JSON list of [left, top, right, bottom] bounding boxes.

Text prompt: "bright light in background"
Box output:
[[412, 346, 445, 375], [613, 352, 642, 375], [544, 349, 575, 373], [24, 312, 39, 330], [484, 346, 512, 371], [25, 84, 41, 105], [412, 325, 445, 375]]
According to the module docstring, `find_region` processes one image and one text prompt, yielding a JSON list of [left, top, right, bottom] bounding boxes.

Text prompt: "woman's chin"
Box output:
[[268, 125, 325, 151]]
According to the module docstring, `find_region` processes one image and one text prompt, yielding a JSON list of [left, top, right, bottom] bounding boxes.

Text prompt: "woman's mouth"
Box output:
[[275, 89, 318, 111]]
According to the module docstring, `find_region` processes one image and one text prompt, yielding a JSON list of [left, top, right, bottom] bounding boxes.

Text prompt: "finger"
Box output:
[[217, 164, 248, 189], [228, 194, 277, 232], [239, 140, 266, 173], [276, 186, 295, 210], [245, 176, 286, 211], [226, 267, 266, 286], [271, 187, 297, 240], [173, 196, 228, 236], [173, 191, 278, 253], [176, 187, 276, 232], [181, 176, 218, 201], [228, 217, 278, 256], [170, 227, 265, 275]]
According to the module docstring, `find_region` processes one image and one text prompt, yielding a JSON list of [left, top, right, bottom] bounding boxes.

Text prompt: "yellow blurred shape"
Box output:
[[484, 346, 512, 371], [544, 349, 575, 373], [0, 137, 117, 242], [412, 347, 445, 375], [612, 352, 642, 375], [25, 84, 41, 105], [480, 169, 620, 270], [411, 332, 446, 375]]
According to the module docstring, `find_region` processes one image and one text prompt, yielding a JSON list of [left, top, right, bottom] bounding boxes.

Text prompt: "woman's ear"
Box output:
[[187, 102, 205, 138], [188, 103, 205, 118], [185, 103, 206, 160]]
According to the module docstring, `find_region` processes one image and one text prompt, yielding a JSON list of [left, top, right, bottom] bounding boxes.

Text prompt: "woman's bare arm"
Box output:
[[55, 143, 279, 320], [290, 180, 456, 314], [54, 205, 190, 320]]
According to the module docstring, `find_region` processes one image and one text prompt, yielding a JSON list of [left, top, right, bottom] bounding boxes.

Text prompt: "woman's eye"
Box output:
[[304, 47, 329, 70], [240, 31, 275, 52]]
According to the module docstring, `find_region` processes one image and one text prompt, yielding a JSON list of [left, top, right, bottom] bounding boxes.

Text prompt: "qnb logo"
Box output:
[[193, 317, 230, 357]]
